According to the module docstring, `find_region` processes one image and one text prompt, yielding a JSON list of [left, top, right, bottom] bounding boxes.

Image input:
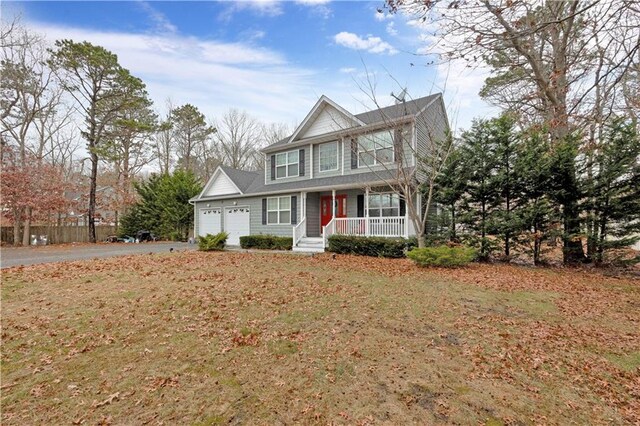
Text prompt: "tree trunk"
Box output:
[[417, 234, 426, 248], [22, 206, 32, 246], [88, 151, 98, 243], [12, 211, 21, 246]]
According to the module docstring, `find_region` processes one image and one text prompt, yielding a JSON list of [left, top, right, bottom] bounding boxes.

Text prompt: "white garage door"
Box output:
[[198, 208, 221, 237], [224, 206, 250, 246]]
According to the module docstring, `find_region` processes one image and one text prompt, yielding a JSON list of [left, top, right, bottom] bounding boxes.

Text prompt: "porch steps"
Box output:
[[293, 237, 325, 253]]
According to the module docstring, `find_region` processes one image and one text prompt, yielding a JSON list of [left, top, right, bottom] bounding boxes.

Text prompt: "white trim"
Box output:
[[286, 95, 365, 144], [309, 143, 314, 179], [266, 196, 292, 225], [318, 141, 339, 173], [264, 154, 267, 185], [274, 150, 300, 180], [341, 138, 345, 175], [198, 166, 243, 199]]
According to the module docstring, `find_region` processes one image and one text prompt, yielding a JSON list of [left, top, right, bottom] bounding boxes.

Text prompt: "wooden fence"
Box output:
[[1, 226, 117, 245]]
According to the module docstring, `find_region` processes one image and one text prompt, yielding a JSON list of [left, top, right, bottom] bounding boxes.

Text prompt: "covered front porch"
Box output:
[[293, 187, 416, 251]]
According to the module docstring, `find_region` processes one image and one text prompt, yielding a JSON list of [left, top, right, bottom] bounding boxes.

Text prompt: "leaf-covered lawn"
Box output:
[[1, 252, 639, 425]]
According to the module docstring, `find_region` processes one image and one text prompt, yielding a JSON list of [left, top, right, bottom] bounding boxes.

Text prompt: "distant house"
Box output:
[[190, 94, 449, 251]]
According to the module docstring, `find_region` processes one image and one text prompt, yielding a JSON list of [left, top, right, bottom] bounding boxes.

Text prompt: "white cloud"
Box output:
[[295, 0, 330, 4], [334, 31, 397, 55], [339, 67, 357, 73], [386, 21, 397, 36], [137, 1, 177, 34], [29, 21, 322, 123], [374, 11, 394, 21], [218, 0, 283, 21]]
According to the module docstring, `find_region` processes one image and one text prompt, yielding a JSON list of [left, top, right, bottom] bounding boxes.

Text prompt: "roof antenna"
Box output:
[[391, 88, 407, 105]]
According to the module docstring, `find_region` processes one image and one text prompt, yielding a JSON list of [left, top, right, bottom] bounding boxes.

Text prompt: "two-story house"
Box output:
[[190, 93, 449, 252]]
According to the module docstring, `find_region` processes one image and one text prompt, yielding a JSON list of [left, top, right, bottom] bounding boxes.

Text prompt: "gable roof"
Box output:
[[219, 165, 259, 193], [286, 95, 365, 143], [264, 93, 442, 152], [196, 165, 261, 200]]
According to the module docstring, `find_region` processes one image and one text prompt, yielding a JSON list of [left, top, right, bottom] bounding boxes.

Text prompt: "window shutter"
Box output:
[[299, 149, 305, 176], [400, 198, 406, 216], [270, 155, 276, 181], [357, 194, 364, 218], [350, 138, 358, 169], [394, 129, 403, 163], [291, 196, 298, 224], [262, 198, 267, 224]]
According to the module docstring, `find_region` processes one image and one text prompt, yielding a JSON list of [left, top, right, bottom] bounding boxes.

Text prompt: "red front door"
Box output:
[[320, 195, 347, 232]]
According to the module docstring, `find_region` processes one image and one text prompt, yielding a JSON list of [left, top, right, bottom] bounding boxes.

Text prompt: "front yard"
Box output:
[[1, 252, 639, 424]]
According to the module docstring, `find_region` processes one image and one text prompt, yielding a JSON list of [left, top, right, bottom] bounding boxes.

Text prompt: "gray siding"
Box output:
[[306, 192, 320, 237], [415, 99, 448, 183], [194, 192, 302, 239]]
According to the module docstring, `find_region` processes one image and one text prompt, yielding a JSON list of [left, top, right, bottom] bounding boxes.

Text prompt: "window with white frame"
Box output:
[[275, 151, 299, 179], [319, 141, 338, 172], [368, 193, 400, 217], [358, 130, 394, 167], [267, 196, 291, 224]]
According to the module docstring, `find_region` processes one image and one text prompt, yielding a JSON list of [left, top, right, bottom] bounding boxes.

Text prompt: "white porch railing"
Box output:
[[334, 217, 406, 238], [293, 216, 306, 247], [322, 218, 335, 249]]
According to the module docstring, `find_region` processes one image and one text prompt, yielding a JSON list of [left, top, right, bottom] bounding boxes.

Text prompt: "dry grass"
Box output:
[[1, 251, 639, 425]]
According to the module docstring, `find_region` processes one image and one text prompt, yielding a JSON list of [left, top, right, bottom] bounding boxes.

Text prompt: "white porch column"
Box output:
[[331, 189, 336, 219], [309, 144, 313, 179], [365, 187, 370, 236]]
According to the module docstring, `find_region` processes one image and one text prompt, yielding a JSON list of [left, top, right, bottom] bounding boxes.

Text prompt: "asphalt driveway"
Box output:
[[0, 242, 195, 268]]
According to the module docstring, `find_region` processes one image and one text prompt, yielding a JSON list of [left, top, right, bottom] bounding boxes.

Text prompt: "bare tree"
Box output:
[[212, 108, 264, 171], [154, 98, 175, 175], [0, 20, 70, 245], [348, 71, 452, 248]]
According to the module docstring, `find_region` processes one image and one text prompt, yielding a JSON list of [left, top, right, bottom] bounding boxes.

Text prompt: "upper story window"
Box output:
[[358, 130, 394, 167], [319, 141, 338, 172], [275, 151, 299, 179]]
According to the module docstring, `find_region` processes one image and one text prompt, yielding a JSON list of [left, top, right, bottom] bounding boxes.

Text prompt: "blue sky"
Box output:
[[3, 1, 496, 131]]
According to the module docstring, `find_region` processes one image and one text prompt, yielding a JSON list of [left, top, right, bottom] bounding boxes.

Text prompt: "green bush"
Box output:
[[407, 245, 477, 267], [327, 235, 411, 258], [239, 235, 292, 250], [198, 232, 228, 251]]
